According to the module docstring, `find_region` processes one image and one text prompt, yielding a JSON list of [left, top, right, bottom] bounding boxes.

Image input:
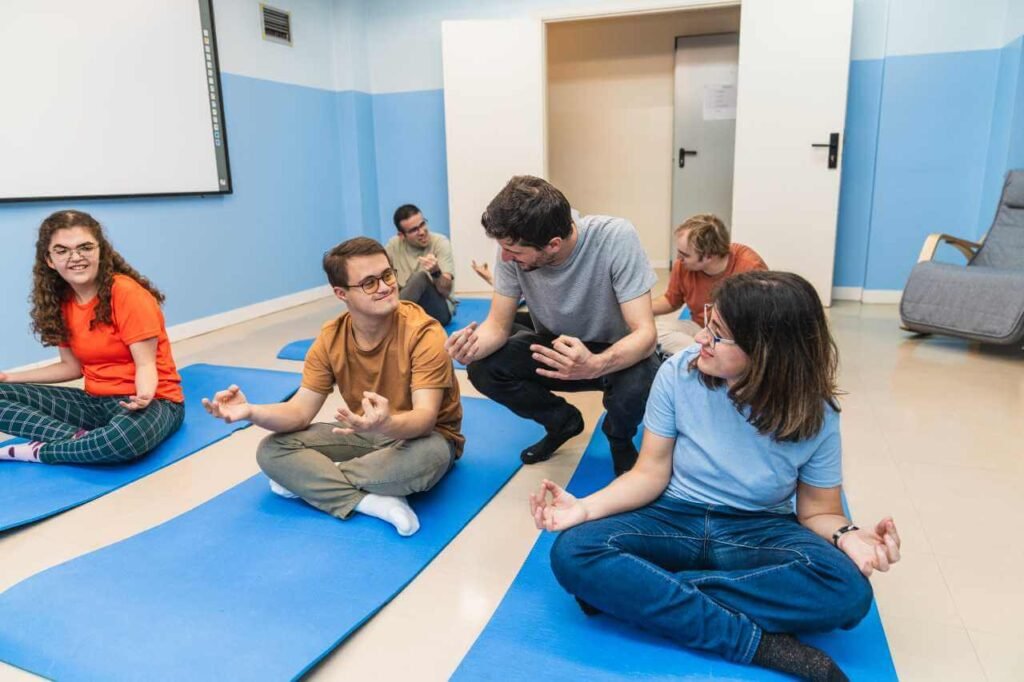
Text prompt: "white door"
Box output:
[[441, 20, 546, 292], [730, 0, 854, 305], [672, 33, 739, 238]]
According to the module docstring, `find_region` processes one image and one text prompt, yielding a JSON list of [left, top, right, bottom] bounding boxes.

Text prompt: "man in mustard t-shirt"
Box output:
[[202, 237, 463, 536]]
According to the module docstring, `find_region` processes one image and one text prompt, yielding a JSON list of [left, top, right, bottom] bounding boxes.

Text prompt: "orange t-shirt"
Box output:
[[302, 301, 464, 457], [665, 243, 768, 327], [61, 274, 183, 403]]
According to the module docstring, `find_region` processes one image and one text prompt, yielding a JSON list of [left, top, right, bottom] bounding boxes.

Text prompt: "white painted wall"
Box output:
[[546, 7, 740, 266], [330, 0, 371, 92], [884, 0, 1008, 57], [1006, 0, 1024, 43], [214, 0, 337, 90]]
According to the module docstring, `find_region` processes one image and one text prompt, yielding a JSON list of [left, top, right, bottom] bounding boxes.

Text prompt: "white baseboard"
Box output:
[[165, 284, 332, 342], [861, 289, 903, 304], [831, 286, 863, 301], [7, 285, 333, 374]]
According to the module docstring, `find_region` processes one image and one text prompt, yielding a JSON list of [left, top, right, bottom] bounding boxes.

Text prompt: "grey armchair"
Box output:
[[899, 170, 1024, 345]]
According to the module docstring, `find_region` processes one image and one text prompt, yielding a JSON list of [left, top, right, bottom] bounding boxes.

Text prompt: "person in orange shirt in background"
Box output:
[[653, 214, 767, 355], [0, 210, 184, 464]]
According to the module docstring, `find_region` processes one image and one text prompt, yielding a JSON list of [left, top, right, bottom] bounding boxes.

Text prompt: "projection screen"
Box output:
[[0, 0, 231, 202]]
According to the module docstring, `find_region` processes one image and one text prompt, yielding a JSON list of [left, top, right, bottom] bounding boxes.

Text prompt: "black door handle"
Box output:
[[678, 148, 698, 168], [811, 132, 839, 169]]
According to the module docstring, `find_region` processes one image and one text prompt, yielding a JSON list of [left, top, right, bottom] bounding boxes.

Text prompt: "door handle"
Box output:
[[678, 148, 698, 168], [811, 132, 839, 169]]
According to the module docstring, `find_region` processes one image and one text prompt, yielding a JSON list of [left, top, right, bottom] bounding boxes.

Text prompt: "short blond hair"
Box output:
[[674, 213, 730, 259]]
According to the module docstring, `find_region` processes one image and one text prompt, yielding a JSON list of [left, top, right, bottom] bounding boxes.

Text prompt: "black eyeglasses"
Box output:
[[341, 268, 397, 294], [401, 219, 428, 236]]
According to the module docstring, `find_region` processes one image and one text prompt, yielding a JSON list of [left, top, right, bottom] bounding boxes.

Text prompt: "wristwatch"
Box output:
[[832, 524, 859, 547], [430, 269, 442, 279]]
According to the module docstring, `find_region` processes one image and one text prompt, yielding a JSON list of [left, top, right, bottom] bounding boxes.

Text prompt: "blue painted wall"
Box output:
[[1, 74, 358, 368]]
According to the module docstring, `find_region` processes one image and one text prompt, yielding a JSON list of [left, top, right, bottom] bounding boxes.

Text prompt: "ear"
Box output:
[[45, 255, 57, 271], [543, 237, 562, 253], [333, 286, 347, 302]]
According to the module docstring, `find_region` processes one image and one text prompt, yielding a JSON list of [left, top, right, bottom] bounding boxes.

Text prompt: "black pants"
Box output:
[[400, 270, 452, 326], [467, 330, 662, 474]]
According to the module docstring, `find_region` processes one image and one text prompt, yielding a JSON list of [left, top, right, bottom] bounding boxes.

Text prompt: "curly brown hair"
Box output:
[[31, 210, 165, 346]]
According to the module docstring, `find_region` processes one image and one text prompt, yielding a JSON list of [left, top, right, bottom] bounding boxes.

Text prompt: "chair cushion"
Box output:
[[900, 262, 1024, 343], [1005, 170, 1024, 208]]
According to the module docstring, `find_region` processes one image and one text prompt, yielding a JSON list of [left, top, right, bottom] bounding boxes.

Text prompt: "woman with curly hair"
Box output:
[[530, 271, 901, 682], [0, 210, 184, 464]]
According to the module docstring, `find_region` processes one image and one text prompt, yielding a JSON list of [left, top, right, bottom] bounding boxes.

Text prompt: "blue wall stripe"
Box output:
[[834, 59, 885, 288], [864, 48, 1001, 290], [371, 89, 450, 242]]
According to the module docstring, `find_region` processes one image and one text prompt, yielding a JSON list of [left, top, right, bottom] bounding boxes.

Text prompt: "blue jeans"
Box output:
[[550, 494, 873, 664]]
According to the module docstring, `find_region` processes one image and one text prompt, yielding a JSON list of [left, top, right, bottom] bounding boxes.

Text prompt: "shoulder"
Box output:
[[430, 233, 452, 248], [579, 215, 641, 251], [655, 346, 701, 387], [111, 274, 155, 304], [398, 301, 442, 333], [384, 235, 402, 251], [732, 243, 767, 269]]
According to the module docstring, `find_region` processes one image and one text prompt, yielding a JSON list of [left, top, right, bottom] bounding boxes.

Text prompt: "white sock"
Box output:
[[267, 478, 299, 499], [355, 494, 420, 536], [2, 441, 44, 463]]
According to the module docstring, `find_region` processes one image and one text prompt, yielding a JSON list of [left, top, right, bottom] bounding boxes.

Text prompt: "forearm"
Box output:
[[592, 326, 657, 377], [579, 466, 667, 521], [800, 512, 851, 544], [470, 321, 511, 360], [651, 295, 676, 316], [3, 361, 82, 384], [133, 361, 158, 398], [248, 401, 316, 433], [378, 408, 437, 441]]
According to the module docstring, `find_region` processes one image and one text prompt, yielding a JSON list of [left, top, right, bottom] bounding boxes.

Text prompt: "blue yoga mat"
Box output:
[[276, 297, 492, 367], [679, 304, 691, 320], [0, 397, 543, 681], [453, 422, 898, 681], [0, 363, 300, 532]]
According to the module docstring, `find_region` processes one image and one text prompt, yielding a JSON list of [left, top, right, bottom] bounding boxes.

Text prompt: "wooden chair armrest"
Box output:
[[917, 233, 983, 263]]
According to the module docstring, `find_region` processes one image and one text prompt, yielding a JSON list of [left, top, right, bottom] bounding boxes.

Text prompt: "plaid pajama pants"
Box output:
[[0, 383, 184, 464]]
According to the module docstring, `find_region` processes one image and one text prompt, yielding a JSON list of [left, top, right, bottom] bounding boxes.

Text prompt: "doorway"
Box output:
[[671, 32, 739, 249]]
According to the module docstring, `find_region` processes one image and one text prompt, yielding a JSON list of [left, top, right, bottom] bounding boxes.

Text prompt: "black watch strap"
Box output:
[[832, 524, 859, 547]]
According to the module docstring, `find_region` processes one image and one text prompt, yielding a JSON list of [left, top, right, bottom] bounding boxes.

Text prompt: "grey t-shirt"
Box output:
[[494, 212, 656, 344]]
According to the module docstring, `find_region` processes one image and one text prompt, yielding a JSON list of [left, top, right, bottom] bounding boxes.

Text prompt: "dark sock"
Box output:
[[520, 408, 584, 464], [752, 633, 848, 682]]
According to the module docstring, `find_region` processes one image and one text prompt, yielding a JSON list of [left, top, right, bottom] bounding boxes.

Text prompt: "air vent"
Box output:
[[260, 4, 291, 45]]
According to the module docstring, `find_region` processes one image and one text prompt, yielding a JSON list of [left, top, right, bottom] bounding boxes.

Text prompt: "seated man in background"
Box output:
[[447, 175, 660, 476], [653, 213, 767, 355], [385, 204, 456, 326], [203, 237, 463, 537]]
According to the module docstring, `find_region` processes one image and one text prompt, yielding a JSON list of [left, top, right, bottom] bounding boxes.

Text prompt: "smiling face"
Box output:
[[497, 237, 559, 272], [694, 305, 749, 385], [335, 252, 399, 318], [46, 226, 101, 291]]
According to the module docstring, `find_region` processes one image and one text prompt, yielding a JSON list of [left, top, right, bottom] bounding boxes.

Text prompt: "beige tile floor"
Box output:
[[1, 279, 1022, 681]]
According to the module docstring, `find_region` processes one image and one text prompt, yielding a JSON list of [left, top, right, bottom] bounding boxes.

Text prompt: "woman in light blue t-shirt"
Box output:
[[529, 271, 901, 682]]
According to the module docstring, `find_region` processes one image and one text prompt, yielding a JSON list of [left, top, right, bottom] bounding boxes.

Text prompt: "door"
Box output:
[[441, 20, 546, 291], [730, 0, 854, 305], [671, 33, 739, 241]]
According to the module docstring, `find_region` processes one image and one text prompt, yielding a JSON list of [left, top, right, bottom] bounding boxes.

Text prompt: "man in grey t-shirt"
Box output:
[[446, 176, 660, 475]]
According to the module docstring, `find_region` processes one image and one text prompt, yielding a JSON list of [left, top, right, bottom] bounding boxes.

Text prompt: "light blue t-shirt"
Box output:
[[643, 347, 842, 514]]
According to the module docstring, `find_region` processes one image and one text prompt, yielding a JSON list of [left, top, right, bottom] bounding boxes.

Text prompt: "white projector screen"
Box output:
[[0, 0, 231, 201]]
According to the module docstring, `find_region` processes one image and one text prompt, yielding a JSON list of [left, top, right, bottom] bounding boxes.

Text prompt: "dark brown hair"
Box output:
[[691, 271, 841, 442], [31, 210, 165, 347], [481, 175, 573, 248], [675, 213, 730, 259], [322, 236, 390, 288]]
